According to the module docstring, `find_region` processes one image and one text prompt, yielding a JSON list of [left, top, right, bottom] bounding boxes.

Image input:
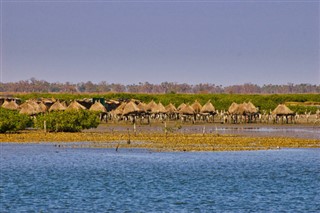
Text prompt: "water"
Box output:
[[1, 144, 319, 212]]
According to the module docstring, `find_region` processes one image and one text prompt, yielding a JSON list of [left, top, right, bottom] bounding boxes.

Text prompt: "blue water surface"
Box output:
[[1, 143, 319, 212]]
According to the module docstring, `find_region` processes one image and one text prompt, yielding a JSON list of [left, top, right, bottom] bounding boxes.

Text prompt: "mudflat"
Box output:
[[1, 123, 319, 152], [87, 122, 320, 140]]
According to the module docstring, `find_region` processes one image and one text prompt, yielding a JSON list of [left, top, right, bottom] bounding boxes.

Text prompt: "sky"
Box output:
[[1, 0, 319, 86]]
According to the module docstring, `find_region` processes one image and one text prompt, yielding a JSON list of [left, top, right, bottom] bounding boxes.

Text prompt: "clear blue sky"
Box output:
[[1, 0, 319, 86]]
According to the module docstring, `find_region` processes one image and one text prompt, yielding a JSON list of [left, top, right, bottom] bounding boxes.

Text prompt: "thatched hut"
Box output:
[[200, 100, 215, 114], [178, 104, 195, 123], [245, 101, 258, 114], [49, 101, 67, 112], [122, 101, 140, 116], [137, 102, 147, 113], [66, 101, 86, 111], [228, 102, 239, 114], [165, 103, 177, 114], [191, 100, 202, 114], [19, 100, 43, 115], [0, 97, 21, 106], [112, 102, 126, 116], [177, 103, 187, 111], [151, 102, 166, 114], [179, 104, 195, 115], [89, 101, 107, 113], [272, 104, 294, 115], [89, 101, 107, 121], [235, 103, 248, 115], [38, 102, 48, 113], [158, 102, 167, 114], [146, 100, 158, 112], [1, 100, 20, 110], [19, 103, 37, 115], [229, 102, 255, 115], [228, 102, 250, 123], [61, 101, 67, 108], [272, 104, 295, 124], [165, 103, 177, 120]]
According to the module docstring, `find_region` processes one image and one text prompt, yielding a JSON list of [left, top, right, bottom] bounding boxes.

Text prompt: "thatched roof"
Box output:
[[191, 100, 202, 113], [235, 103, 248, 115], [272, 104, 294, 115], [177, 103, 187, 111], [200, 100, 215, 114], [228, 102, 239, 114], [20, 103, 38, 115], [19, 100, 43, 115], [1, 100, 9, 107], [137, 102, 147, 113], [228, 102, 249, 115], [89, 101, 107, 112], [1, 100, 20, 110], [179, 104, 195, 115], [165, 103, 177, 113], [112, 102, 126, 115], [122, 101, 140, 115], [67, 101, 87, 111], [38, 102, 48, 113], [146, 100, 158, 112], [49, 101, 67, 112], [117, 102, 127, 110], [61, 101, 67, 108], [150, 102, 166, 113], [245, 101, 258, 113]]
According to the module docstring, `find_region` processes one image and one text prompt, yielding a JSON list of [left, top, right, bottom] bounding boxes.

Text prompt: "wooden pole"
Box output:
[[164, 121, 168, 138], [44, 120, 47, 133], [127, 128, 131, 144]]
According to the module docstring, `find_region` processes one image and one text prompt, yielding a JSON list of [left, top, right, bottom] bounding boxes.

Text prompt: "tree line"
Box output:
[[0, 78, 319, 94]]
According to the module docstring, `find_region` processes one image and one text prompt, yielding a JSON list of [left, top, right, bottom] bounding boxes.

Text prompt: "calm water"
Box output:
[[1, 144, 319, 212]]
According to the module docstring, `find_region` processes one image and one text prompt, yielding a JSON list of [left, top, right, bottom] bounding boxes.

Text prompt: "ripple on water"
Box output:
[[0, 144, 319, 212]]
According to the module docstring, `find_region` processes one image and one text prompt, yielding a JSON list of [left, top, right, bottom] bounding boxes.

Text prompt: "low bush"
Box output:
[[0, 108, 32, 133], [35, 110, 100, 132]]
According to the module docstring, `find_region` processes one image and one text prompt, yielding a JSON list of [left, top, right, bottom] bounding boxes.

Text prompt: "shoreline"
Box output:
[[1, 124, 319, 151]]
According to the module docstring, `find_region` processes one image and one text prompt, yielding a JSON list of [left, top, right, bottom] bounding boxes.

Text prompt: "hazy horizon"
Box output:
[[1, 1, 319, 86]]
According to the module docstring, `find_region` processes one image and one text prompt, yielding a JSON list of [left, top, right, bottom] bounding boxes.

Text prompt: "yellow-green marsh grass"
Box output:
[[1, 131, 319, 152]]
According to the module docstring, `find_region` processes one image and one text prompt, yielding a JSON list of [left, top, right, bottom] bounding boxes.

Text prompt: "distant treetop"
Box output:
[[0, 79, 319, 94]]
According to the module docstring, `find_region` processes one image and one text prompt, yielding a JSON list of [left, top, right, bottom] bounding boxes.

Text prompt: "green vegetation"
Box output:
[[15, 93, 320, 113], [34, 110, 100, 132], [0, 108, 32, 133]]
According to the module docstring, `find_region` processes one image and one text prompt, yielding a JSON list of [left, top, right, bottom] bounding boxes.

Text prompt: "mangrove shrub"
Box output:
[[35, 110, 100, 132], [0, 108, 32, 133]]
